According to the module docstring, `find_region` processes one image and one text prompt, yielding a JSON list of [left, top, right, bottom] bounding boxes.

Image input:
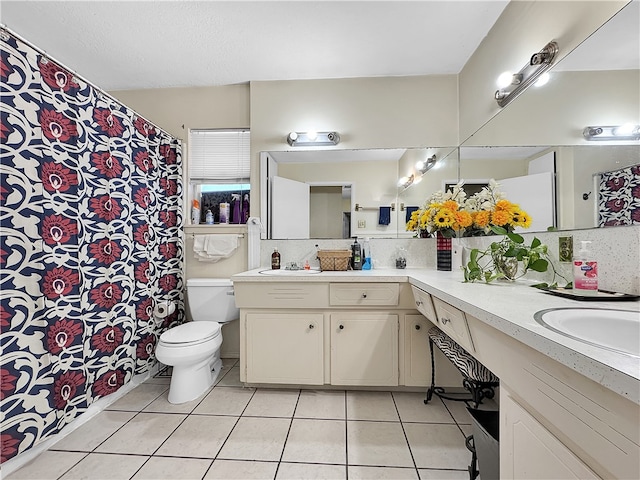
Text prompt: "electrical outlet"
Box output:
[[358, 220, 366, 228], [559, 236, 573, 262]]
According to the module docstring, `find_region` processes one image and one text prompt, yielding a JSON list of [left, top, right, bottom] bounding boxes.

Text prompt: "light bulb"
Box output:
[[496, 71, 513, 88], [306, 131, 318, 141], [288, 132, 298, 141], [534, 72, 550, 87], [613, 123, 636, 136]]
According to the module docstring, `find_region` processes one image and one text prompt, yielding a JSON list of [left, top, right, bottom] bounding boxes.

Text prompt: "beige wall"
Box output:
[[458, 0, 626, 141]]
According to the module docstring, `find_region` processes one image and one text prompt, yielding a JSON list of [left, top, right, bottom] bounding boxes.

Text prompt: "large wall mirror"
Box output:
[[459, 0, 639, 233], [260, 147, 457, 239]]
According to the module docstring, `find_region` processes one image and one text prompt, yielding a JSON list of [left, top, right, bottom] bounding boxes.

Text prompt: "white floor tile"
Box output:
[[347, 420, 414, 468], [295, 390, 346, 420], [346, 391, 399, 421], [418, 468, 470, 479], [132, 456, 212, 479], [441, 399, 473, 425], [204, 459, 278, 479], [58, 452, 148, 479], [193, 386, 255, 416], [276, 462, 346, 480], [5, 451, 87, 480], [94, 412, 186, 455], [403, 423, 470, 470], [106, 383, 168, 411], [281, 418, 346, 464], [143, 390, 202, 414], [52, 410, 136, 452], [348, 465, 419, 479], [155, 415, 238, 458], [393, 392, 455, 424], [243, 388, 299, 418], [216, 366, 243, 387], [218, 417, 291, 461]]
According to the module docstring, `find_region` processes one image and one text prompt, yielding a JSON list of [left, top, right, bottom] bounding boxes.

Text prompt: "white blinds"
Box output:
[[189, 129, 250, 182]]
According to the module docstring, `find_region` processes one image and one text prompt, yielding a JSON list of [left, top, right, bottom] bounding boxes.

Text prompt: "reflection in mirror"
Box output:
[[261, 148, 404, 239], [459, 0, 639, 233]]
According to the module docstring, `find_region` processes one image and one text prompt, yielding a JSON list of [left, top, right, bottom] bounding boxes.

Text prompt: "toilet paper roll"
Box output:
[[153, 300, 176, 319]]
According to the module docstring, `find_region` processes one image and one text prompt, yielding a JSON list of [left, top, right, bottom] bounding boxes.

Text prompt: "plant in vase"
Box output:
[[463, 226, 571, 287]]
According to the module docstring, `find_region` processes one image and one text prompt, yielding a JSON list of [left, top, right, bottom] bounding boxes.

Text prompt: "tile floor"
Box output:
[[7, 360, 482, 480]]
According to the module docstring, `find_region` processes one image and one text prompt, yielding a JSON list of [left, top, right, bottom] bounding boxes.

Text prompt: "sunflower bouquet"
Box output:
[[406, 182, 473, 238], [463, 179, 532, 236]]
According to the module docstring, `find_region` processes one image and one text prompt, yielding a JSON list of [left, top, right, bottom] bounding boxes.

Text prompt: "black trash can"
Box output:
[[467, 408, 499, 480]]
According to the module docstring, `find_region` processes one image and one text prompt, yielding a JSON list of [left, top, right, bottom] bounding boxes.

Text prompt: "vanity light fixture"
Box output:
[[416, 154, 437, 174], [583, 124, 640, 141], [397, 174, 414, 189], [286, 131, 340, 146], [494, 41, 559, 108]]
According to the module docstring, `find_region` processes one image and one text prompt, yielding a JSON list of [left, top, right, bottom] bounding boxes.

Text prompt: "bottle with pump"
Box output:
[[271, 248, 281, 270], [351, 237, 362, 270], [362, 237, 372, 270], [573, 240, 598, 295], [205, 209, 214, 225]]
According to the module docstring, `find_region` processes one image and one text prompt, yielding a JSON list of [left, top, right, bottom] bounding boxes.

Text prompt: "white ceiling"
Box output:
[[1, 1, 509, 91]]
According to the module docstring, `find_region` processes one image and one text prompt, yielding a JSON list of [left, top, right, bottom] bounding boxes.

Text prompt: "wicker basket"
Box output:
[[317, 250, 352, 271]]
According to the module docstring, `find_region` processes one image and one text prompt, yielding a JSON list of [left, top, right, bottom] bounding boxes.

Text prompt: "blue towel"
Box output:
[[406, 206, 419, 223], [379, 206, 391, 225]]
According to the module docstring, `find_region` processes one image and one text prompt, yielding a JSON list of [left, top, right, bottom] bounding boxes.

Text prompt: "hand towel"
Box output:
[[378, 206, 391, 225], [193, 234, 239, 262], [406, 206, 419, 223]]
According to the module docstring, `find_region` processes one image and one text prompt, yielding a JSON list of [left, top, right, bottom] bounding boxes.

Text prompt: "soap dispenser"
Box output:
[[573, 240, 597, 295], [362, 237, 372, 270]]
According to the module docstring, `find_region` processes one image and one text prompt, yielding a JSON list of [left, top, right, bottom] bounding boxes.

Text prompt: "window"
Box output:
[[189, 129, 250, 224]]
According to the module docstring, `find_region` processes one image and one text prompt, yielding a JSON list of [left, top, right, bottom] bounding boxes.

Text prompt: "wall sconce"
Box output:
[[416, 154, 437, 174], [287, 131, 340, 146], [494, 41, 559, 108], [583, 124, 640, 141], [397, 174, 414, 189]]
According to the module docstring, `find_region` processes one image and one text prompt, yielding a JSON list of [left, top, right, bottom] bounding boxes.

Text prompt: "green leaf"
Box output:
[[491, 225, 507, 235], [529, 259, 549, 272], [530, 237, 541, 249], [507, 232, 524, 244], [531, 283, 550, 289]]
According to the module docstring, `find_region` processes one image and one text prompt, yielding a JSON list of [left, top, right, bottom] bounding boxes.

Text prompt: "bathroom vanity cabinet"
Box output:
[[234, 279, 462, 388]]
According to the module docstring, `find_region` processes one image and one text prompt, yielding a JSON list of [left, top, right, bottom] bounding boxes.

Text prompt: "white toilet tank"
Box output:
[[186, 278, 239, 323]]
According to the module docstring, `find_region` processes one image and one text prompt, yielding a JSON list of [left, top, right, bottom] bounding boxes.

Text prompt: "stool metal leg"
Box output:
[[425, 337, 436, 404]]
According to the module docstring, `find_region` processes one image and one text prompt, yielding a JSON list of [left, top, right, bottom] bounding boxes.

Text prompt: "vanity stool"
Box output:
[[424, 326, 499, 408]]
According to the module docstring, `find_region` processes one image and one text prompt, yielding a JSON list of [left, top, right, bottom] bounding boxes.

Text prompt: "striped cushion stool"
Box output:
[[424, 326, 499, 408]]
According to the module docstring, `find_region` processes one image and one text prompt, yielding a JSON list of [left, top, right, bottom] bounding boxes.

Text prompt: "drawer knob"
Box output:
[[415, 324, 421, 330], [415, 300, 422, 307], [339, 324, 344, 330], [309, 324, 315, 329], [361, 293, 367, 298], [441, 317, 450, 325]]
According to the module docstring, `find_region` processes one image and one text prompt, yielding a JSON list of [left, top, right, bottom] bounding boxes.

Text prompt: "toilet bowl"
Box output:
[[155, 278, 238, 404]]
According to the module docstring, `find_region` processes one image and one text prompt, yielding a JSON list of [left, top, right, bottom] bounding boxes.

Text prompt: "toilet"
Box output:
[[155, 278, 239, 404]]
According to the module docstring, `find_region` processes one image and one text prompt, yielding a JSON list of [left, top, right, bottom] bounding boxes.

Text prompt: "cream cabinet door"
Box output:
[[501, 390, 599, 480], [330, 313, 398, 386], [403, 314, 431, 386], [245, 312, 324, 384]]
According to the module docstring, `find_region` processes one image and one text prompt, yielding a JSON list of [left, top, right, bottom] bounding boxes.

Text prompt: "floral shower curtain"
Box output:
[[597, 164, 640, 227], [1, 30, 184, 463]]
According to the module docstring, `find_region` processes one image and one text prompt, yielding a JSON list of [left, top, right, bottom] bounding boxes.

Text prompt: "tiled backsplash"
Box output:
[[261, 225, 639, 295]]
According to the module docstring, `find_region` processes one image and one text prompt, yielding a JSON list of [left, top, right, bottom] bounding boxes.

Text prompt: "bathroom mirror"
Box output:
[[458, 0, 639, 233]]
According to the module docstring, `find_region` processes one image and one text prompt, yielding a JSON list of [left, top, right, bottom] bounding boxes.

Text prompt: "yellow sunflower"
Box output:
[[434, 208, 455, 228], [512, 208, 532, 228]]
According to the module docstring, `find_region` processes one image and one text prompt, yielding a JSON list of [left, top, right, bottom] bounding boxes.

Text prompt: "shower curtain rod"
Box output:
[[592, 162, 640, 177], [0, 24, 182, 144]]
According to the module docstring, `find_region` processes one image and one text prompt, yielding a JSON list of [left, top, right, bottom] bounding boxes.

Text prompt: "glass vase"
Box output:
[[492, 253, 519, 280], [436, 231, 452, 271]]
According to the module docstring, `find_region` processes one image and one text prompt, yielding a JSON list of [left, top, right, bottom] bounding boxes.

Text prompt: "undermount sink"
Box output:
[[258, 269, 322, 275], [534, 308, 640, 357]]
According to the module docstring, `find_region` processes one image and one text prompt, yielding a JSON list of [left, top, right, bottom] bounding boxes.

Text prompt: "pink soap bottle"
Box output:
[[573, 240, 597, 295]]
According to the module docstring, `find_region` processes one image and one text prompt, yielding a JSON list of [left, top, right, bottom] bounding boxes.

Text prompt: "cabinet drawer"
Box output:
[[432, 297, 475, 353], [235, 283, 329, 308], [329, 283, 399, 306], [410, 286, 437, 322]]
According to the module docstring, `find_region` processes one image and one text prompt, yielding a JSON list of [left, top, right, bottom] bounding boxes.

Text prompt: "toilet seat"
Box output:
[[160, 322, 221, 347]]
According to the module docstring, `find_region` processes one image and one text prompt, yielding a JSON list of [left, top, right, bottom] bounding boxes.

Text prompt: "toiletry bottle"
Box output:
[[271, 248, 281, 270], [573, 240, 598, 295], [351, 237, 362, 270], [241, 194, 250, 224], [304, 259, 310, 270], [362, 237, 372, 270], [205, 209, 214, 225], [231, 194, 241, 224], [191, 199, 200, 224], [219, 202, 230, 224]]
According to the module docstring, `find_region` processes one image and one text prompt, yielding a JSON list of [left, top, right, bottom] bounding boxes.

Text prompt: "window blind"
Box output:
[[189, 129, 250, 182]]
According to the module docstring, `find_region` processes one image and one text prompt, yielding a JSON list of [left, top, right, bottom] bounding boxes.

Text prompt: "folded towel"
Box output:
[[406, 206, 419, 223], [379, 206, 391, 225], [193, 234, 239, 263]]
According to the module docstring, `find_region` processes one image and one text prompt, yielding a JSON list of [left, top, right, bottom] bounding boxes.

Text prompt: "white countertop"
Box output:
[[232, 267, 640, 403]]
